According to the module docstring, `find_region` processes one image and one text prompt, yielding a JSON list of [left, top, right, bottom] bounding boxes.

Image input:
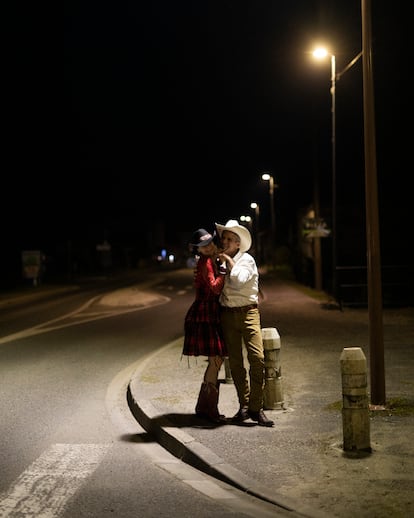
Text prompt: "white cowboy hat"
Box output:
[[215, 219, 252, 253]]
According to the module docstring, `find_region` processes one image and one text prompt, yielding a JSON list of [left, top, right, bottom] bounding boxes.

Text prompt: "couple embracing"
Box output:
[[182, 219, 274, 427]]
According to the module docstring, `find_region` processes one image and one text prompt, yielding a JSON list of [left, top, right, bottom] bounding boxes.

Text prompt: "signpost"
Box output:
[[22, 250, 43, 286]]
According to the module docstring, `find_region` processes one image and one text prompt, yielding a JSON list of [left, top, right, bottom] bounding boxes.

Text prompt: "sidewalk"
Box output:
[[128, 276, 414, 518]]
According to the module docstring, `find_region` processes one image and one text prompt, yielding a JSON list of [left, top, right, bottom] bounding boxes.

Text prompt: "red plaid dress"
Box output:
[[182, 255, 227, 357]]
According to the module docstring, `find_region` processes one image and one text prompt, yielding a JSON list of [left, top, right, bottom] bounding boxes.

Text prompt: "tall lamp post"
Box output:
[[313, 3, 385, 407], [250, 202, 260, 261], [361, 0, 385, 405], [261, 172, 276, 264], [312, 47, 363, 302]]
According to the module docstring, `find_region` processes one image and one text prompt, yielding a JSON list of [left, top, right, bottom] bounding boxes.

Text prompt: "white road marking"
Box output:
[[0, 291, 170, 345], [0, 443, 110, 518]]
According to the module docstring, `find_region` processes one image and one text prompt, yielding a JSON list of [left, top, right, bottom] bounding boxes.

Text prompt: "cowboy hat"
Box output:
[[215, 220, 252, 253], [189, 228, 215, 248]]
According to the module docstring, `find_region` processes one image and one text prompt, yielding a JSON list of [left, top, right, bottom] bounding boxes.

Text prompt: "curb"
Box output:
[[127, 341, 330, 518]]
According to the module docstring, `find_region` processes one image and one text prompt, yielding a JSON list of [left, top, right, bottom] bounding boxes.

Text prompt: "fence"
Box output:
[[336, 264, 414, 308]]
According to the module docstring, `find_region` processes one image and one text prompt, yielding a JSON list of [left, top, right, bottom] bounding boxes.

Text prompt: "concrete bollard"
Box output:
[[262, 327, 284, 410], [340, 347, 371, 452]]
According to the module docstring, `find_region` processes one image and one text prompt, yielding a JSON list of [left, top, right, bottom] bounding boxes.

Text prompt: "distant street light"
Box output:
[[261, 173, 277, 263], [250, 202, 260, 261], [240, 215, 252, 226], [312, 46, 362, 301]]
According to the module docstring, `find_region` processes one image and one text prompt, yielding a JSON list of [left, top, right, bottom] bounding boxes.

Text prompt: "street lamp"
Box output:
[[312, 47, 362, 302], [240, 215, 252, 227], [313, 17, 385, 406], [250, 202, 260, 261], [261, 172, 276, 263], [240, 215, 252, 237]]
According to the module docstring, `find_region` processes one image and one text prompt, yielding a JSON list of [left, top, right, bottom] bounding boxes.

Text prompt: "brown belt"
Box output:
[[220, 304, 258, 313]]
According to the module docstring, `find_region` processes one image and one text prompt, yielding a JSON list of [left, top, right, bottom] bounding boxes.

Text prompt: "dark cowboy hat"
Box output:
[[189, 228, 215, 248]]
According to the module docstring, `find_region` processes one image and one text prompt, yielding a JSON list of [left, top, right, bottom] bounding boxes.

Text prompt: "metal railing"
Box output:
[[336, 264, 414, 308]]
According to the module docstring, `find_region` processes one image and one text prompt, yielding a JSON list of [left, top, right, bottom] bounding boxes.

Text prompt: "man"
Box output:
[[216, 219, 274, 427]]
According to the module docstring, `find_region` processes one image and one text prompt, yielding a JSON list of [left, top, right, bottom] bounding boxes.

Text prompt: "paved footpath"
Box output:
[[128, 274, 414, 518]]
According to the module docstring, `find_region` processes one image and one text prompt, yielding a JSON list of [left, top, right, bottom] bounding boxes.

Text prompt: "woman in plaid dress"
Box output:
[[182, 228, 227, 423]]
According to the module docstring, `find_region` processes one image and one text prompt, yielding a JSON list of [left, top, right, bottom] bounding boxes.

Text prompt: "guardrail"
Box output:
[[336, 264, 414, 308]]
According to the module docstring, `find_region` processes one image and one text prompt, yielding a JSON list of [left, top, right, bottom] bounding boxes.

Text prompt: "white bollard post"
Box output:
[[262, 327, 284, 410], [340, 347, 371, 453]]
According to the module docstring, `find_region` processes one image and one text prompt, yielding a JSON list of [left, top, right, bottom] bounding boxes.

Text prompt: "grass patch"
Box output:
[[325, 398, 414, 417], [379, 397, 414, 417]]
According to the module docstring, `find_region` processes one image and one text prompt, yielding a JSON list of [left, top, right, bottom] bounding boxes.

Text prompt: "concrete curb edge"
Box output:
[[126, 340, 330, 518]]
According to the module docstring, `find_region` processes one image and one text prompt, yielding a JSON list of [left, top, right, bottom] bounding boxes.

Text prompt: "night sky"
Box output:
[[3, 1, 410, 278]]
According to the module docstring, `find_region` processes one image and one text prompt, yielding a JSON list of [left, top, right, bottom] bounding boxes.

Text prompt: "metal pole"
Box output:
[[224, 357, 233, 384], [269, 176, 276, 265], [269, 176, 275, 246], [252, 203, 261, 262], [261, 172, 277, 264], [331, 54, 337, 302], [361, 0, 385, 405], [312, 47, 363, 301], [313, 163, 323, 291]]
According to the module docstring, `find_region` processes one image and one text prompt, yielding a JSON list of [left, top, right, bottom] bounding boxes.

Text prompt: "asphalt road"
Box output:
[[0, 270, 292, 517]]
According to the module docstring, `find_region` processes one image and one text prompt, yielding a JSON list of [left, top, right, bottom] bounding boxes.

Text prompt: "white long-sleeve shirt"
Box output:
[[219, 251, 259, 307]]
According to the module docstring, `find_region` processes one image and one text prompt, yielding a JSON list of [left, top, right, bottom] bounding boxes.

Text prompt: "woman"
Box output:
[[182, 228, 227, 423]]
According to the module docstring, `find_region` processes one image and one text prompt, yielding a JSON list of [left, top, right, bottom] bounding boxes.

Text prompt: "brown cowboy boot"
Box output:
[[195, 382, 225, 423], [205, 382, 225, 423], [195, 382, 209, 417]]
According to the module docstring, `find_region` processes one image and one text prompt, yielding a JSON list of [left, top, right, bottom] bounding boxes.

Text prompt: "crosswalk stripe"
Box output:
[[0, 444, 110, 517]]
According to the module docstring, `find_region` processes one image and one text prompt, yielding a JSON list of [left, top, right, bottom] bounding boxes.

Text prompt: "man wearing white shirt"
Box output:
[[216, 220, 274, 427]]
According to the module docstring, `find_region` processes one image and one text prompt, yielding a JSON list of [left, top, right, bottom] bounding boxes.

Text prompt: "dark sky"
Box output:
[[4, 1, 410, 265]]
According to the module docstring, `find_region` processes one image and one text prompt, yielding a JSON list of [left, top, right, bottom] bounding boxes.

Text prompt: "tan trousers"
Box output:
[[220, 308, 265, 412]]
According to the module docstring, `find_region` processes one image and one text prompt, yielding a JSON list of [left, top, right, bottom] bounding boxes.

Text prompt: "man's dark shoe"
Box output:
[[232, 406, 249, 422], [248, 409, 274, 427]]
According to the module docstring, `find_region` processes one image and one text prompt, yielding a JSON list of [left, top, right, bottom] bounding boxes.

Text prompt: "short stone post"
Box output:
[[340, 347, 371, 452], [262, 327, 284, 410]]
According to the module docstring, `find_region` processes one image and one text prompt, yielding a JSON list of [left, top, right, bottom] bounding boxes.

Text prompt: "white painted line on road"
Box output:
[[0, 443, 110, 518], [0, 292, 170, 345]]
